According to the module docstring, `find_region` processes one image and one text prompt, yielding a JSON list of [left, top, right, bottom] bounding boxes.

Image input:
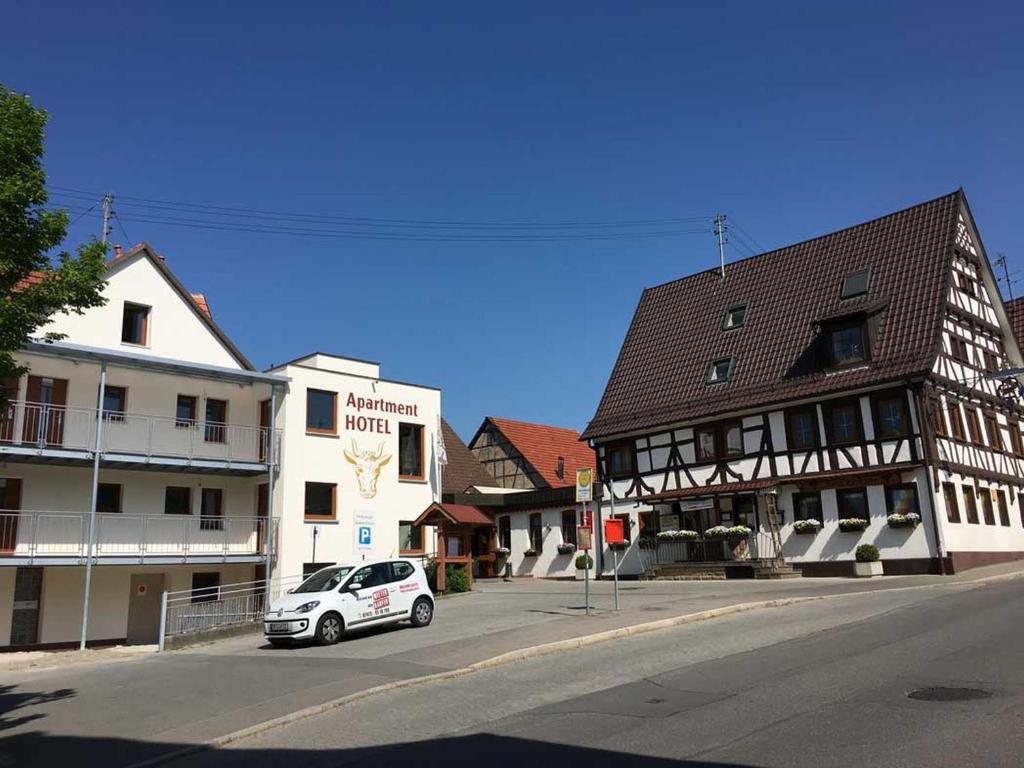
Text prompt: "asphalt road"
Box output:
[[167, 578, 1022, 767]]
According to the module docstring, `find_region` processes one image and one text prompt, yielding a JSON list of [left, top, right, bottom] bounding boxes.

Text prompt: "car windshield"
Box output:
[[293, 566, 354, 593]]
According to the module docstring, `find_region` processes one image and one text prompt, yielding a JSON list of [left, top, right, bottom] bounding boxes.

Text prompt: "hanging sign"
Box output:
[[577, 525, 593, 550], [575, 468, 593, 503]]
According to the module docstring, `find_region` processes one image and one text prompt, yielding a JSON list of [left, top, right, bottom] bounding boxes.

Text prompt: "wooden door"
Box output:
[[259, 399, 271, 463], [22, 376, 68, 446], [0, 478, 23, 553], [1, 377, 19, 443]]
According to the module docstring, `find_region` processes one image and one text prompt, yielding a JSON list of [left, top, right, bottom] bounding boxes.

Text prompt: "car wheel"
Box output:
[[410, 597, 433, 628], [315, 613, 343, 645]]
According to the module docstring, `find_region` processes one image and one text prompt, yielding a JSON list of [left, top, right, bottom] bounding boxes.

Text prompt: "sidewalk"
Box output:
[[2, 562, 1022, 768]]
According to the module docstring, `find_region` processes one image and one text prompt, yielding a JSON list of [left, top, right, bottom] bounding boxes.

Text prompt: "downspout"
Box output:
[[912, 381, 947, 575], [80, 361, 106, 650], [264, 384, 279, 607]]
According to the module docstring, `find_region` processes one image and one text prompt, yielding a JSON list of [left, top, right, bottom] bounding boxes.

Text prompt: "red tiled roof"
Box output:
[[191, 293, 212, 320], [12, 270, 47, 291], [583, 191, 964, 440], [414, 502, 493, 527], [1005, 297, 1024, 348], [486, 416, 596, 488]]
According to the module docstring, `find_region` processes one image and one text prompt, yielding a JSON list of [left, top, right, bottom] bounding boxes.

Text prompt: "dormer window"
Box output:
[[706, 357, 734, 384], [827, 320, 868, 367], [840, 268, 870, 299], [556, 456, 565, 479], [722, 304, 748, 330], [122, 302, 150, 345]]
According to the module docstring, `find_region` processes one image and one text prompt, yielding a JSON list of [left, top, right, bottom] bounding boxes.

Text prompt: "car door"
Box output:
[[343, 563, 398, 628], [389, 561, 419, 617]]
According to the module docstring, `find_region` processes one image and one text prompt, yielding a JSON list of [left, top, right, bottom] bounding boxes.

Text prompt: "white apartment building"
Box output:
[[0, 244, 284, 648]]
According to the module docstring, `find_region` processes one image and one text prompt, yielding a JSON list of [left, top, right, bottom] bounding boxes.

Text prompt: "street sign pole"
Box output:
[[608, 480, 619, 611], [576, 468, 594, 617], [583, 501, 590, 616]]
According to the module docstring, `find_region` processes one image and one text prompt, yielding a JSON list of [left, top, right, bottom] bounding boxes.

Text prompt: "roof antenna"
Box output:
[[995, 253, 1015, 300], [713, 213, 728, 279]]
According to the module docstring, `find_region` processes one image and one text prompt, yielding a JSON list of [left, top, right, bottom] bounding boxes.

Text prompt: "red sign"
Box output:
[[604, 518, 625, 545], [585, 508, 594, 528]]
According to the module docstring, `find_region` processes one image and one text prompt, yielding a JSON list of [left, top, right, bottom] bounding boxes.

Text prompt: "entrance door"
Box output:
[[0, 478, 22, 553], [127, 573, 165, 645], [473, 527, 497, 578], [10, 566, 42, 645], [1, 377, 19, 443], [22, 376, 68, 446]]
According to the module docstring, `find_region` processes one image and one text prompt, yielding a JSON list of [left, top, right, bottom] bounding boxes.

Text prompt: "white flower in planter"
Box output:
[[793, 519, 822, 533]]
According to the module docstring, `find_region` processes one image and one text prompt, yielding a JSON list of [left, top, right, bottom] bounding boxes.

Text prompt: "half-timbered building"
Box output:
[[582, 191, 1024, 578]]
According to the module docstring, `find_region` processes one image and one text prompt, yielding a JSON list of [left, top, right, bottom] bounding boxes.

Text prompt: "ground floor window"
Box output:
[[399, 521, 424, 553], [614, 513, 631, 542], [498, 516, 511, 549], [191, 572, 220, 603], [561, 510, 577, 546], [942, 482, 960, 523], [885, 484, 919, 516], [996, 490, 1010, 526], [304, 482, 336, 522], [963, 487, 979, 524], [733, 495, 758, 529], [979, 489, 996, 525], [836, 488, 869, 522], [793, 492, 823, 523], [528, 512, 543, 552]]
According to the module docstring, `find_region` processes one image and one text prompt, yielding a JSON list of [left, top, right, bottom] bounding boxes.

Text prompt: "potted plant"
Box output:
[[793, 518, 822, 535], [574, 552, 594, 580], [704, 525, 731, 539], [556, 542, 577, 555], [853, 544, 883, 577], [656, 529, 699, 540], [726, 525, 753, 559], [838, 517, 870, 533], [887, 512, 921, 529]]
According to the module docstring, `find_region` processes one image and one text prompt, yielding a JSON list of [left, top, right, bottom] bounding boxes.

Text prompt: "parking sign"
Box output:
[[354, 510, 374, 553]]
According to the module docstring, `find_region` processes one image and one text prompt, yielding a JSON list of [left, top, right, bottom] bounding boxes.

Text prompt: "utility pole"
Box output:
[[995, 253, 1014, 300], [713, 213, 728, 279], [101, 193, 114, 245]]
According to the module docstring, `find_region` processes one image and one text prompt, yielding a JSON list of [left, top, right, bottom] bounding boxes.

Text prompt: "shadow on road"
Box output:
[[0, 683, 75, 732], [1, 732, 757, 768]]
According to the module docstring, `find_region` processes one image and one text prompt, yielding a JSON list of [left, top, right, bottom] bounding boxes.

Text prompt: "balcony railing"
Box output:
[[0, 400, 279, 465], [0, 510, 276, 561]]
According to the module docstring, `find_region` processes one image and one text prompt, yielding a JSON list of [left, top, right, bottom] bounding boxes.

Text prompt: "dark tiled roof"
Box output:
[[485, 417, 596, 488], [440, 418, 496, 493], [1005, 297, 1024, 348], [583, 191, 963, 440]]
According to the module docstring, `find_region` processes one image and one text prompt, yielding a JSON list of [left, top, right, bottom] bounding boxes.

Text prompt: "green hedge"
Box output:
[[424, 558, 471, 593]]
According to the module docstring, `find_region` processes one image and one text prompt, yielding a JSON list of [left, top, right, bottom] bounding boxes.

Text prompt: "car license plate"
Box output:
[[269, 622, 289, 632]]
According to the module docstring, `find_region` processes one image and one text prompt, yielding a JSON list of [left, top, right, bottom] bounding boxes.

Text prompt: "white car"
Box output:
[[263, 558, 435, 646]]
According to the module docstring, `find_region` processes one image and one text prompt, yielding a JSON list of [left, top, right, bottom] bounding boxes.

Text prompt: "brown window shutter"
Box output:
[[3, 478, 22, 509], [25, 376, 42, 403], [51, 378, 68, 407]]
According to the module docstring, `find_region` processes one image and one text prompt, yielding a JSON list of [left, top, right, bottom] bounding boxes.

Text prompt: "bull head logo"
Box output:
[[343, 440, 392, 499]]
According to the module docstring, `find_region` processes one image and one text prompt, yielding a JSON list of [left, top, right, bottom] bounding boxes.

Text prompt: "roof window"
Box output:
[[840, 268, 871, 299], [722, 304, 748, 330], [706, 357, 734, 384]]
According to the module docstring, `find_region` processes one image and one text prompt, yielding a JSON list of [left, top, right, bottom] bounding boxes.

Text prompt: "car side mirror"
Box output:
[[347, 582, 362, 592]]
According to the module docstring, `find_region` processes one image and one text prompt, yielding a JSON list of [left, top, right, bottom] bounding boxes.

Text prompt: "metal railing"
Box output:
[[0, 510, 276, 560], [160, 573, 305, 648], [0, 400, 279, 464]]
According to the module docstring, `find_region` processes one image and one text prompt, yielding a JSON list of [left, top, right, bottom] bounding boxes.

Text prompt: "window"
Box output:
[[963, 487, 979, 524], [190, 572, 220, 604], [723, 422, 743, 457], [349, 563, 391, 589], [979, 489, 996, 525], [96, 483, 122, 514], [605, 442, 635, 477], [942, 482, 961, 523], [947, 403, 965, 441], [885, 484, 919, 517], [498, 516, 511, 549], [873, 392, 907, 439], [954, 271, 978, 297], [827, 400, 861, 445], [706, 357, 733, 384], [306, 389, 337, 434], [399, 521, 423, 553], [398, 422, 424, 480], [948, 336, 971, 365], [204, 399, 227, 443], [1019, 492, 1024, 528], [984, 350, 1001, 373], [722, 304, 748, 330], [786, 408, 818, 451], [200, 488, 223, 531], [121, 302, 150, 345], [304, 482, 336, 521], [984, 414, 1003, 452], [837, 488, 869, 522], [561, 509, 578, 546], [965, 408, 982, 444], [840, 268, 870, 299], [733, 496, 758, 529], [828, 321, 868, 366], [101, 386, 127, 422], [164, 486, 191, 515], [996, 490, 1010, 527], [793, 492, 823, 523], [176, 395, 197, 428], [615, 513, 632, 542], [696, 426, 716, 461], [528, 512, 543, 553], [392, 561, 415, 581], [931, 399, 947, 437]]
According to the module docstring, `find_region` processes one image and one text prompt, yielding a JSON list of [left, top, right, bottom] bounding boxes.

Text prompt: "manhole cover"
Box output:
[[907, 687, 992, 702]]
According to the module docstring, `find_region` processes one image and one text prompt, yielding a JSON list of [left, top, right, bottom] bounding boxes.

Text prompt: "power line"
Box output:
[[112, 211, 132, 246], [730, 218, 766, 254]]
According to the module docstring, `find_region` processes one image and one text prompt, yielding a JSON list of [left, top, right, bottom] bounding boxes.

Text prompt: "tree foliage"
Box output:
[[0, 84, 107, 397]]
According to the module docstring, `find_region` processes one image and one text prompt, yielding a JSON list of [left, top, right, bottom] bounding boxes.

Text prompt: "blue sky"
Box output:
[[4, 1, 1022, 441]]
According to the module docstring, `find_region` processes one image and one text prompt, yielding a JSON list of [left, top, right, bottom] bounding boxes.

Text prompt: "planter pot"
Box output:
[[556, 545, 577, 556], [575, 569, 590, 580], [730, 537, 750, 560], [839, 523, 868, 533], [793, 528, 819, 535], [853, 561, 884, 578], [887, 520, 918, 530], [523, 550, 539, 558]]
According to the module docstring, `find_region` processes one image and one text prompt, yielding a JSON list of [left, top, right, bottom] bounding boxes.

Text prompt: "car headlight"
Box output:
[[295, 601, 320, 613]]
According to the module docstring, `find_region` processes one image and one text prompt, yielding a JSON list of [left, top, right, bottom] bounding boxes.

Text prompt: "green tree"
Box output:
[[0, 84, 107, 401]]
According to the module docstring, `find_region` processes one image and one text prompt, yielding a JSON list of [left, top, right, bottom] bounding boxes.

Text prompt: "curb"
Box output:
[[124, 568, 1023, 768]]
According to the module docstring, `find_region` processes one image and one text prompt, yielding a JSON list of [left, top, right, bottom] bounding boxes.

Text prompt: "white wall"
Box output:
[[41, 251, 245, 369], [500, 506, 581, 578], [934, 471, 1024, 555]]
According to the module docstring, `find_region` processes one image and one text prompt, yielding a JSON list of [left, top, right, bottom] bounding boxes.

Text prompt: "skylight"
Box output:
[[722, 304, 748, 330], [706, 357, 734, 384], [840, 268, 871, 299]]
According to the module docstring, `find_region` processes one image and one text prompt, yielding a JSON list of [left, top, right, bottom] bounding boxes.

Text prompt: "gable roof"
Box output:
[[478, 416, 596, 488], [440, 418, 497, 493], [1005, 297, 1024, 348], [413, 502, 493, 527], [111, 243, 255, 370], [583, 191, 964, 440]]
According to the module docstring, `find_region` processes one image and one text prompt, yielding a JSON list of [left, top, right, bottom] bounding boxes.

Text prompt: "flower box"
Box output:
[[656, 530, 699, 540], [838, 518, 869, 533], [887, 512, 921, 529], [793, 519, 822, 535], [853, 561, 884, 578], [556, 543, 577, 555], [703, 525, 731, 539], [523, 549, 539, 557]]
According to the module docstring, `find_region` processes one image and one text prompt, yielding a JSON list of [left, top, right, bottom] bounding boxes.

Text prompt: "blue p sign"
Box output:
[[358, 526, 372, 545]]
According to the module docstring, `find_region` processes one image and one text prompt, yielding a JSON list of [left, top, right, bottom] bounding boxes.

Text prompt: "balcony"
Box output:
[[0, 401, 279, 473], [0, 510, 276, 565]]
